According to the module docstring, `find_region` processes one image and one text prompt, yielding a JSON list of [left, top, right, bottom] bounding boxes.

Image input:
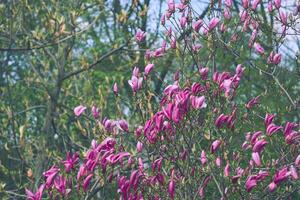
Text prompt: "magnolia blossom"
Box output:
[[135, 29, 146, 42], [74, 105, 86, 116], [25, 184, 45, 200], [144, 63, 154, 76], [254, 42, 265, 54], [208, 17, 220, 31]]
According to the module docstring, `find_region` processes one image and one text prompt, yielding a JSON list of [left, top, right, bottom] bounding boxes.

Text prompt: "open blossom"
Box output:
[[190, 96, 206, 109], [128, 76, 143, 92], [135, 29, 146, 42], [74, 105, 86, 116], [43, 165, 60, 189], [62, 152, 79, 173], [26, 184, 45, 200]]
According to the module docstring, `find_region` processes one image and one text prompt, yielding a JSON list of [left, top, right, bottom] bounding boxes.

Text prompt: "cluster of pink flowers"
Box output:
[[26, 0, 300, 199]]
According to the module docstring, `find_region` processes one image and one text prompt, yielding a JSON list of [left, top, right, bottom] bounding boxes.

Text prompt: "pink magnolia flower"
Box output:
[[295, 154, 300, 166], [43, 165, 60, 189], [190, 96, 206, 109], [254, 42, 265, 54], [290, 165, 299, 180], [208, 17, 220, 31], [74, 105, 86, 117], [252, 0, 261, 10], [168, 0, 175, 13], [201, 150, 207, 165], [279, 10, 287, 25], [128, 76, 143, 92], [83, 174, 93, 192], [273, 53, 282, 65], [245, 177, 257, 192], [242, 0, 249, 8], [168, 179, 175, 199], [193, 19, 203, 32], [180, 16, 187, 29], [252, 152, 261, 166], [137, 141, 143, 153], [274, 0, 281, 9], [224, 8, 231, 20], [25, 184, 44, 200], [91, 106, 100, 119], [54, 175, 68, 196], [266, 123, 282, 136], [273, 167, 290, 185], [144, 63, 154, 76], [265, 113, 275, 127], [252, 139, 268, 153], [210, 140, 222, 154], [199, 67, 209, 80], [246, 96, 260, 109], [113, 82, 118, 96], [224, 162, 230, 177], [215, 114, 229, 128], [117, 119, 129, 132], [225, 0, 232, 7], [62, 152, 79, 173], [268, 1, 273, 12], [268, 182, 277, 192], [135, 29, 146, 42], [216, 156, 221, 167]]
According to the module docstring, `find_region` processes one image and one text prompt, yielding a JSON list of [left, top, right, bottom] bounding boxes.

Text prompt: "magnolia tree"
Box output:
[[26, 0, 300, 199]]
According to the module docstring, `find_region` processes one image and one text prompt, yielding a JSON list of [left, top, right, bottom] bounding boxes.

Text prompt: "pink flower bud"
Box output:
[[224, 162, 230, 177], [295, 154, 300, 166], [137, 141, 143, 153], [180, 16, 187, 29], [193, 19, 204, 32], [242, 0, 249, 9], [225, 0, 232, 7], [274, 0, 281, 9], [216, 156, 221, 167], [254, 42, 265, 54], [201, 150, 207, 165], [252, 152, 261, 166], [252, 0, 260, 10], [74, 105, 86, 117], [168, 0, 175, 13], [268, 182, 277, 192], [113, 82, 118, 96], [273, 53, 281, 65], [144, 63, 154, 76], [268, 1, 273, 12], [210, 140, 222, 154], [168, 179, 175, 199], [279, 10, 287, 25], [208, 17, 220, 31], [91, 106, 100, 119]]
